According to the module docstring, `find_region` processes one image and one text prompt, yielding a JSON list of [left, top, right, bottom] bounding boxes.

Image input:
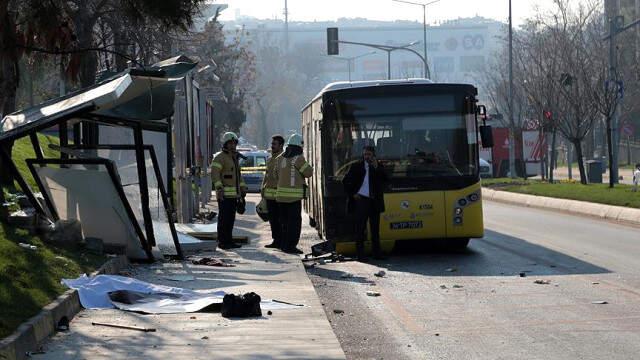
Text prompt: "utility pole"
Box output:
[[392, 0, 439, 78], [284, 0, 289, 52], [508, 0, 516, 178], [603, 13, 640, 184]]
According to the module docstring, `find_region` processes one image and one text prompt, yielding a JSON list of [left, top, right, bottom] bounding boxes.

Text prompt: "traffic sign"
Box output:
[[621, 122, 634, 137]]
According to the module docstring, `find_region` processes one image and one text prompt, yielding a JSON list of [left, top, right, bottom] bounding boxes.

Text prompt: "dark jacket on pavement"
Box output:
[[342, 160, 387, 213]]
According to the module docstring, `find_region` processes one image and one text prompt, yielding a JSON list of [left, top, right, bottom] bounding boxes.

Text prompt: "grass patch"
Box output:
[[483, 178, 640, 208], [10, 133, 60, 190], [0, 223, 105, 338]]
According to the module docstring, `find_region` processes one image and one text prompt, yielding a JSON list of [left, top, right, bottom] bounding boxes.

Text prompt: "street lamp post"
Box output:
[[392, 0, 440, 78], [336, 39, 424, 79], [330, 51, 376, 81]]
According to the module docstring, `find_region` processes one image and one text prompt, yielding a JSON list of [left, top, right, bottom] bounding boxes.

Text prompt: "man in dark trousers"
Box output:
[[343, 145, 387, 261], [211, 132, 247, 250], [262, 134, 285, 248]]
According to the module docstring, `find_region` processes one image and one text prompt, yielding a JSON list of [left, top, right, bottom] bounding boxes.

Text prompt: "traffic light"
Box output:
[[327, 27, 339, 55]]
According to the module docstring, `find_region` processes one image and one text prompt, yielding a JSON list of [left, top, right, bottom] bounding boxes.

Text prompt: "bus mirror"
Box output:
[[480, 125, 494, 148]]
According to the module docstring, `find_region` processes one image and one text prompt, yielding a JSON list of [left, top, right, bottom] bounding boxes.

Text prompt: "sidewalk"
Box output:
[[35, 194, 345, 360]]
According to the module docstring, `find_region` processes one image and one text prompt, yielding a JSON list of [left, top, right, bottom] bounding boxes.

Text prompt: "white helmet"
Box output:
[[222, 132, 239, 144], [287, 133, 303, 147]]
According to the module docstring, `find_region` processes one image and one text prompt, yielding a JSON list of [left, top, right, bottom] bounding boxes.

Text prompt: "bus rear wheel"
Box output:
[[449, 238, 470, 250]]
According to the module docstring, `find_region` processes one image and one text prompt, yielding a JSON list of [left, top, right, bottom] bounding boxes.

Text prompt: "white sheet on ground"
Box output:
[[62, 274, 302, 314]]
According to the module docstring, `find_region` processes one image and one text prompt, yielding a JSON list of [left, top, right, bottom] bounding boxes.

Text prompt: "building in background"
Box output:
[[224, 16, 503, 91]]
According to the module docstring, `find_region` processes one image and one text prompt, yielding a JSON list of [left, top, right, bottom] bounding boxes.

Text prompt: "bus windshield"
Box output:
[[330, 93, 478, 180]]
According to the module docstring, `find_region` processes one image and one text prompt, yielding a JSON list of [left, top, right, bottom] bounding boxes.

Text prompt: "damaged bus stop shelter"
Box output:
[[0, 56, 208, 262]]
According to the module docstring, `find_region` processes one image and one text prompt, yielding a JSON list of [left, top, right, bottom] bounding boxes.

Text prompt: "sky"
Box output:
[[218, 0, 569, 26]]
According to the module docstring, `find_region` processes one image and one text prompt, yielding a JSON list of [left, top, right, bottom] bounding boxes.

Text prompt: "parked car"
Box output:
[[239, 150, 269, 193], [479, 158, 493, 178]]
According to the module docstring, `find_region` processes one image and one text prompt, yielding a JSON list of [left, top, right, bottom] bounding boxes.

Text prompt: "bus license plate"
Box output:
[[390, 221, 423, 230]]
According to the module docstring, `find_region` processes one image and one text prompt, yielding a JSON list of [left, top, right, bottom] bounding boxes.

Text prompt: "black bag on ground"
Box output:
[[221, 292, 262, 318]]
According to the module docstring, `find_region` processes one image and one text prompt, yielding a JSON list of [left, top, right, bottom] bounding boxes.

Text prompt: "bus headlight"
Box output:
[[468, 193, 479, 202]]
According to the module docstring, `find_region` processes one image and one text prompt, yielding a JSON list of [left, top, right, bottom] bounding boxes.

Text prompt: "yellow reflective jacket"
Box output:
[[211, 150, 247, 199], [275, 154, 313, 203], [261, 150, 283, 200]]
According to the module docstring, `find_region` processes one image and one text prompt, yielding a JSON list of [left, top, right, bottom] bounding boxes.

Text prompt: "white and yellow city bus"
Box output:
[[301, 80, 493, 254]]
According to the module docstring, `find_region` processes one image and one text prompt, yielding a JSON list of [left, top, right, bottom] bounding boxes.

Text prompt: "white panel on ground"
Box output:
[[34, 166, 147, 260]]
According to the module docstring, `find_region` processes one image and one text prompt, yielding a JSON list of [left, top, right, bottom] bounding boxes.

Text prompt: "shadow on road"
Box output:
[[358, 229, 610, 277]]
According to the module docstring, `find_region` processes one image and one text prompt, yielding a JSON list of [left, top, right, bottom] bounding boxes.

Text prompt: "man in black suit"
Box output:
[[342, 145, 388, 261]]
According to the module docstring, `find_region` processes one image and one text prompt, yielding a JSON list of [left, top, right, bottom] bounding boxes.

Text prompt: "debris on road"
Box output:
[[192, 257, 235, 267], [445, 267, 457, 272], [272, 299, 304, 307], [267, 310, 273, 315], [534, 279, 550, 285], [340, 273, 354, 279], [591, 301, 608, 304], [366, 291, 381, 297], [374, 270, 386, 278], [163, 275, 196, 282], [592, 282, 600, 285], [201, 336, 209, 340], [519, 272, 527, 278], [333, 309, 344, 314], [91, 322, 156, 332], [440, 285, 447, 289], [452, 285, 463, 289]]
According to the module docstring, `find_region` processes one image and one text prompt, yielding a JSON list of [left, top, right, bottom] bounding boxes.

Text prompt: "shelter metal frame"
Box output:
[[57, 143, 184, 259]]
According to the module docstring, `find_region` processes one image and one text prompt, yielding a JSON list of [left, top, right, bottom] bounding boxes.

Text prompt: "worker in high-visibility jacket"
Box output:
[[262, 134, 285, 249], [211, 132, 247, 250], [274, 133, 313, 254]]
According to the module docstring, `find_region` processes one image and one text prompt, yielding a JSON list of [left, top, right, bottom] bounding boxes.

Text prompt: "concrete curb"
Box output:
[[483, 187, 640, 227], [0, 255, 130, 360]]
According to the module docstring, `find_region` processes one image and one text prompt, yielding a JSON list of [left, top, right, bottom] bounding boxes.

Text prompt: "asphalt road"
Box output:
[[304, 200, 640, 360]]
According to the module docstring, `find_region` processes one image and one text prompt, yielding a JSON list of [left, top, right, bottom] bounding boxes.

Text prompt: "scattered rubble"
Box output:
[[92, 321, 156, 332], [534, 279, 550, 285], [333, 309, 344, 314], [192, 257, 235, 267], [591, 301, 608, 305], [374, 270, 386, 278], [366, 291, 381, 297], [452, 285, 463, 289], [440, 285, 447, 289]]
